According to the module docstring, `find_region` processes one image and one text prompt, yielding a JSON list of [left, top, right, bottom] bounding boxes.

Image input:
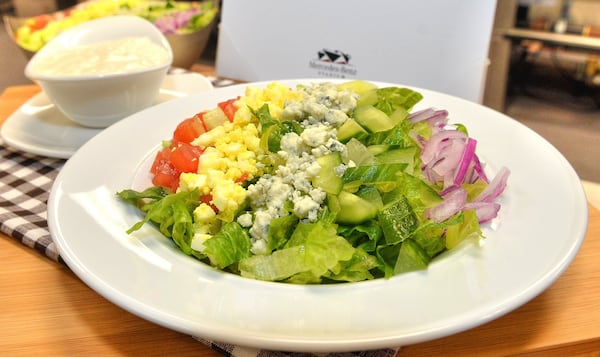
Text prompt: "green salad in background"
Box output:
[[15, 0, 218, 52]]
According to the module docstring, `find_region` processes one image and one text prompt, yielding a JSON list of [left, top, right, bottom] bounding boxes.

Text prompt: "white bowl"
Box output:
[[25, 16, 173, 128]]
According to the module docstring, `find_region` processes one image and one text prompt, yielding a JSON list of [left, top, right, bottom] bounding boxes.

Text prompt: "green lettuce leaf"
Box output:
[[337, 220, 383, 252], [117, 188, 201, 255], [373, 87, 423, 115], [324, 249, 380, 282], [203, 222, 252, 269], [375, 243, 401, 278], [394, 239, 431, 274], [342, 163, 408, 190], [239, 220, 356, 283], [251, 103, 303, 152], [266, 214, 299, 253], [366, 121, 418, 148], [445, 209, 483, 249], [382, 173, 442, 219]]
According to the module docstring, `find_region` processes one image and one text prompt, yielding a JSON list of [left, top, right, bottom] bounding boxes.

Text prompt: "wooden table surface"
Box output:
[[1, 84, 600, 357]]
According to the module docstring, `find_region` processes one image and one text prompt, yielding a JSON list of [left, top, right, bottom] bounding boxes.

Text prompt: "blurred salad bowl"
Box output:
[[163, 15, 215, 69], [3, 0, 218, 68]]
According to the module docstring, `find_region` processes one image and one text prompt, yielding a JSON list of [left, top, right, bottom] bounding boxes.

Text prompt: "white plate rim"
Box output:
[[0, 72, 213, 159], [47, 79, 589, 352]]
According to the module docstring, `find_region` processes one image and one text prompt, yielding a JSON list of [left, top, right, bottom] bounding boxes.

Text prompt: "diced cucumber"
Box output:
[[394, 239, 430, 274], [357, 89, 378, 107], [334, 191, 378, 224], [389, 107, 409, 126], [341, 181, 362, 193], [375, 147, 417, 166], [345, 138, 375, 166], [336, 79, 379, 108], [337, 119, 368, 142], [327, 193, 341, 214], [355, 185, 383, 209], [353, 105, 395, 133], [381, 173, 442, 219], [202, 108, 228, 130], [400, 174, 442, 208], [367, 144, 390, 156], [338, 80, 378, 96], [342, 163, 407, 187], [378, 196, 418, 245], [313, 152, 343, 194]]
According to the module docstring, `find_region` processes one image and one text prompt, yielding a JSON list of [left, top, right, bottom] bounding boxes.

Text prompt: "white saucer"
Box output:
[[0, 72, 213, 159]]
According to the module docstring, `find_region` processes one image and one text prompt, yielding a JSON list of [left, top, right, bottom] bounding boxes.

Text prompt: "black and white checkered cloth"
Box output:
[[0, 77, 400, 357], [194, 337, 399, 357], [0, 142, 64, 261]]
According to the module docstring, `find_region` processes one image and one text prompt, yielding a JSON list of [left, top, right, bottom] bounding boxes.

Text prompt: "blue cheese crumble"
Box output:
[[239, 83, 358, 254]]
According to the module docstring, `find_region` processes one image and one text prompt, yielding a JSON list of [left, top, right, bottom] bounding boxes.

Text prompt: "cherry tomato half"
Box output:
[[217, 97, 240, 122], [150, 142, 202, 191], [173, 113, 207, 144]]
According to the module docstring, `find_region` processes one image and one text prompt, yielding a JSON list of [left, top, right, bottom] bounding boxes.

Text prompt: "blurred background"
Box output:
[[1, 0, 599, 184], [486, 0, 600, 185]]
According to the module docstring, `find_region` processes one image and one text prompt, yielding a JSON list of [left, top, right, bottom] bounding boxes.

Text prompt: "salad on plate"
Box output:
[[118, 80, 510, 284], [14, 0, 218, 52]]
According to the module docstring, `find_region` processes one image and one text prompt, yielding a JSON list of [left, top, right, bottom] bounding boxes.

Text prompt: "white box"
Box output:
[[216, 0, 497, 103]]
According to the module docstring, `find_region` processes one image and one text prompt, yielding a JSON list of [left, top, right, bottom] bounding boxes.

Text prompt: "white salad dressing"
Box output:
[[31, 36, 170, 76]]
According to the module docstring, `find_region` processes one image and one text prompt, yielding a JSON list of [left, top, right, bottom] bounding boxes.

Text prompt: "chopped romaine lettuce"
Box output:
[[118, 80, 509, 284], [203, 222, 252, 269], [117, 187, 200, 255], [239, 219, 357, 283], [373, 87, 424, 115]]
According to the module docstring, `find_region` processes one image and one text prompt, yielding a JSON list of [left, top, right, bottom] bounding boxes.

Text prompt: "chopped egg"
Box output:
[[187, 82, 306, 249]]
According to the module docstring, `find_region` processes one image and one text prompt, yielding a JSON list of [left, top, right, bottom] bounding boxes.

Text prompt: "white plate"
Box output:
[[48, 79, 588, 352], [0, 72, 213, 159]]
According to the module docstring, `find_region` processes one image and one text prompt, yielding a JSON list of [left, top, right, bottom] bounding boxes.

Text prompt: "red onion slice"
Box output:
[[464, 201, 501, 223], [472, 154, 489, 183], [409, 108, 436, 123], [426, 186, 467, 223], [409, 108, 449, 128], [453, 138, 477, 186], [475, 166, 510, 203], [414, 107, 509, 225], [420, 129, 467, 165]]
